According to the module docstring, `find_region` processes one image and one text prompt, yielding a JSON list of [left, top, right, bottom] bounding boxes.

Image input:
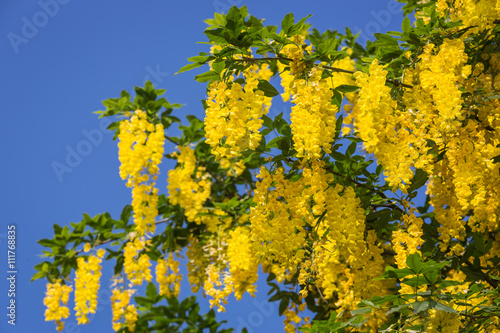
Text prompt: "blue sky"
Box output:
[[0, 0, 405, 332]]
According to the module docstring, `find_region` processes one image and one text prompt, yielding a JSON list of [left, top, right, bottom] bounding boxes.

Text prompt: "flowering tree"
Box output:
[[34, 1, 500, 332]]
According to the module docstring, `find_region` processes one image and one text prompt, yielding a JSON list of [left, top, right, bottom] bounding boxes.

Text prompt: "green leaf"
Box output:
[[346, 141, 356, 158], [266, 136, 282, 149], [257, 79, 279, 97], [146, 282, 157, 299], [429, 300, 458, 314], [226, 6, 243, 36], [402, 16, 411, 34], [31, 270, 47, 281], [214, 12, 226, 26], [350, 307, 371, 316], [262, 114, 274, 129], [411, 301, 429, 313], [408, 169, 428, 193], [406, 252, 424, 273], [195, 71, 220, 83], [177, 62, 202, 74], [335, 84, 359, 93], [281, 13, 294, 34], [53, 223, 62, 235], [382, 266, 414, 279], [211, 60, 225, 74]]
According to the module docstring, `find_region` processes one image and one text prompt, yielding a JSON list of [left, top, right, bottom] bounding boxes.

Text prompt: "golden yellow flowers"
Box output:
[[44, 280, 72, 332], [111, 288, 138, 332], [204, 63, 272, 160], [156, 253, 182, 298], [118, 110, 164, 235], [74, 250, 105, 324]]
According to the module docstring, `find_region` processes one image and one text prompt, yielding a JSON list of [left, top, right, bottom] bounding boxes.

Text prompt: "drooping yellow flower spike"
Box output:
[[226, 226, 259, 301], [111, 288, 138, 332], [43, 280, 73, 332], [204, 63, 273, 160], [290, 67, 338, 160], [123, 237, 152, 287], [167, 145, 211, 219], [74, 249, 105, 324], [156, 253, 182, 298], [118, 110, 164, 235]]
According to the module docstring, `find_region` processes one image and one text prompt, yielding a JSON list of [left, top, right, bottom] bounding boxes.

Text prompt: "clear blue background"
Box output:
[[1, 0, 405, 332]]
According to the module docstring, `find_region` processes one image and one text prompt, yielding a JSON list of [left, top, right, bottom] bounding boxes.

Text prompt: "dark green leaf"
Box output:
[[406, 252, 424, 273], [408, 169, 428, 193], [257, 79, 279, 97], [281, 13, 294, 34], [195, 71, 220, 83]]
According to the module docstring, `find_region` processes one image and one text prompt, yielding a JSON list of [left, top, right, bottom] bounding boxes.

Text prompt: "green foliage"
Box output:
[[35, 2, 500, 332]]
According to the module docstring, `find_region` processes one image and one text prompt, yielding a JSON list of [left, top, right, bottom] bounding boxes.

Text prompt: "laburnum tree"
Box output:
[[34, 0, 500, 332]]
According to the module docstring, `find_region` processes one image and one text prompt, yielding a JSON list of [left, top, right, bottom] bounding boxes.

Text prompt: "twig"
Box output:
[[75, 217, 173, 254], [316, 285, 330, 308], [165, 135, 180, 145], [235, 56, 413, 88]]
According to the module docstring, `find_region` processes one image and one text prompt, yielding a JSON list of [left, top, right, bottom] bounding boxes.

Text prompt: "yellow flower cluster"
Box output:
[[74, 249, 105, 324], [204, 263, 233, 312], [282, 35, 309, 75], [289, 67, 338, 159], [168, 147, 233, 232], [350, 59, 415, 191], [111, 288, 138, 332], [426, 309, 461, 333], [187, 223, 259, 313], [283, 300, 309, 333], [118, 110, 164, 235], [391, 211, 426, 296], [250, 165, 311, 275], [413, 40, 500, 249], [156, 253, 182, 298], [226, 226, 258, 300], [43, 281, 72, 332], [204, 63, 272, 160], [219, 158, 246, 177], [346, 26, 500, 254], [312, 187, 390, 318], [123, 238, 152, 286], [167, 146, 211, 223], [325, 53, 357, 91], [392, 211, 424, 269], [186, 236, 208, 293], [436, 0, 500, 33], [250, 159, 390, 329]]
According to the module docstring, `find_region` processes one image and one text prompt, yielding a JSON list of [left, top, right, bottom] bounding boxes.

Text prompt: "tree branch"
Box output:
[[235, 56, 413, 88]]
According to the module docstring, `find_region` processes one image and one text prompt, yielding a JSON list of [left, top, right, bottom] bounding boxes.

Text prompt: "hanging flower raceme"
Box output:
[[123, 238, 152, 287], [290, 67, 338, 160], [226, 226, 259, 301], [167, 146, 214, 223], [73, 249, 105, 324], [204, 63, 273, 160], [111, 288, 138, 332], [186, 236, 209, 293], [204, 263, 233, 313], [250, 165, 310, 277], [43, 280, 73, 332], [156, 253, 182, 298], [436, 0, 500, 33], [283, 299, 310, 333], [391, 210, 426, 296], [118, 110, 164, 235]]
